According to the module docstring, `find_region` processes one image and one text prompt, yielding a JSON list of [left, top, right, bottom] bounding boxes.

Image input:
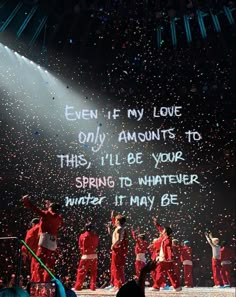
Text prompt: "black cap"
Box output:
[[30, 218, 40, 226], [85, 223, 94, 231]]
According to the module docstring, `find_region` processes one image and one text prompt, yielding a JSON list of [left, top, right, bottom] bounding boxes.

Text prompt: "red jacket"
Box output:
[[172, 245, 181, 262], [79, 231, 99, 255], [131, 231, 148, 255], [22, 224, 40, 255], [155, 222, 164, 233], [220, 246, 234, 262], [158, 235, 173, 262], [23, 199, 63, 237], [180, 246, 192, 262]]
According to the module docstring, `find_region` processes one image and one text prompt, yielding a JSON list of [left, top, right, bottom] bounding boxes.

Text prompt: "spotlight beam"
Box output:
[[196, 9, 208, 39], [17, 4, 38, 38], [210, 9, 221, 33], [170, 18, 177, 47], [183, 15, 192, 43], [157, 27, 162, 48], [0, 1, 23, 32], [223, 6, 236, 25], [29, 15, 48, 47], [0, 0, 9, 9]]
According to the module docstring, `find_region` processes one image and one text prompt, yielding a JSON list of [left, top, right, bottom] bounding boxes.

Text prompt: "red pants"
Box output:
[[173, 261, 181, 282], [212, 258, 223, 286], [109, 260, 115, 285], [74, 258, 97, 290], [30, 257, 38, 282], [183, 264, 193, 287], [135, 260, 145, 278], [151, 264, 166, 288], [34, 246, 56, 282], [156, 261, 180, 289], [221, 264, 231, 286], [111, 250, 126, 288]]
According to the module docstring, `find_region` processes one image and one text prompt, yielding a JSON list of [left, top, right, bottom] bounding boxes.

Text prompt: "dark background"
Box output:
[[0, 0, 235, 288]]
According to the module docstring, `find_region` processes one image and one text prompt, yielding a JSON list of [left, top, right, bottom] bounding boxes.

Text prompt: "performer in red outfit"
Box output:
[[152, 217, 181, 292], [180, 240, 193, 287], [110, 213, 128, 292], [205, 232, 223, 287], [74, 223, 99, 291], [148, 237, 165, 290], [105, 211, 116, 290], [131, 227, 148, 278], [21, 218, 40, 282], [220, 241, 234, 287], [172, 239, 181, 286], [22, 195, 63, 282], [150, 217, 168, 290]]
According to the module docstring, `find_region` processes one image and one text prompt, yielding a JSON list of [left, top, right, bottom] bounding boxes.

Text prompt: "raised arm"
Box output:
[[208, 232, 214, 240], [78, 234, 83, 253], [152, 216, 164, 233], [106, 222, 112, 236], [204, 232, 214, 246], [111, 210, 115, 226], [22, 195, 45, 217]]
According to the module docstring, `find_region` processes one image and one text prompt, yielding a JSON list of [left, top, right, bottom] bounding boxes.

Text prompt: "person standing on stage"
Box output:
[[180, 240, 193, 288], [172, 239, 181, 288], [104, 211, 116, 290], [148, 237, 164, 290], [152, 217, 182, 292], [131, 227, 148, 278], [74, 223, 99, 291], [21, 218, 40, 282], [21, 195, 63, 282], [110, 213, 128, 292], [204, 232, 223, 287], [220, 241, 234, 287]]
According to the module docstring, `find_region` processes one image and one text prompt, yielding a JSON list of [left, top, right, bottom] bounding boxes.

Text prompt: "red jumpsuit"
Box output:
[[220, 246, 234, 286], [111, 225, 128, 288], [155, 235, 181, 290], [21, 224, 40, 282], [74, 231, 99, 290], [22, 198, 63, 282], [152, 222, 168, 288], [180, 245, 193, 287], [131, 231, 148, 278], [172, 244, 181, 285], [151, 237, 166, 288]]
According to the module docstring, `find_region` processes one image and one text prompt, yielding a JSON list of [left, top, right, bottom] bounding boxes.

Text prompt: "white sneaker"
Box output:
[[149, 287, 159, 291], [105, 285, 114, 290], [174, 287, 182, 292], [224, 284, 230, 288], [109, 287, 119, 293], [160, 286, 170, 290], [213, 285, 223, 288]]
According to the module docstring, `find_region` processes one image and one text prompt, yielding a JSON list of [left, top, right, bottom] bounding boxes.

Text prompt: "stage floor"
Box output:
[[74, 287, 235, 296]]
